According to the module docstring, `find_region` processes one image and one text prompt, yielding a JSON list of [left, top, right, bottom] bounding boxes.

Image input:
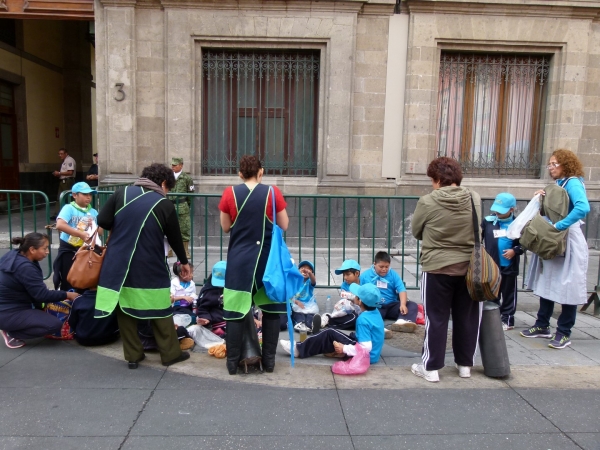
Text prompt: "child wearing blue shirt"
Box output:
[[481, 193, 523, 330], [320, 259, 361, 330], [279, 283, 385, 364], [291, 260, 320, 333], [53, 182, 101, 291], [360, 251, 417, 333]]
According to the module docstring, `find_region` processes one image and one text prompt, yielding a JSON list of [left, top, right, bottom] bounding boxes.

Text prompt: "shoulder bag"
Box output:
[[67, 229, 107, 290], [466, 196, 502, 302]]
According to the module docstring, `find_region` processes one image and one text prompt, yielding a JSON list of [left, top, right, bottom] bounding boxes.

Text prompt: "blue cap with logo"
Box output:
[[298, 260, 315, 272], [348, 283, 382, 308], [211, 261, 226, 287], [490, 192, 516, 215], [71, 182, 97, 194], [334, 259, 361, 275]]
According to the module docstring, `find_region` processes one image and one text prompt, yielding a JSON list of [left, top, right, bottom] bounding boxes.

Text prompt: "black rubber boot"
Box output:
[[225, 319, 244, 375], [261, 314, 280, 373], [239, 312, 262, 373]]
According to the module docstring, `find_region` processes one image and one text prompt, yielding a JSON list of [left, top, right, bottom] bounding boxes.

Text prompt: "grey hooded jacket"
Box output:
[[411, 186, 482, 272]]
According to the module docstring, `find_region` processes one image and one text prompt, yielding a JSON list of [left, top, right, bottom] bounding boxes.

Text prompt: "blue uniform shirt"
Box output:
[[355, 309, 385, 364], [360, 266, 406, 305]]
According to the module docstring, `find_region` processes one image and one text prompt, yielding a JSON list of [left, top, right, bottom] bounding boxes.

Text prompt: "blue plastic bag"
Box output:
[[262, 188, 304, 304]]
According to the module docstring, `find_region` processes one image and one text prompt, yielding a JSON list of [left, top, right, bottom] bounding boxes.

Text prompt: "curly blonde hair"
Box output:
[[551, 149, 584, 178]]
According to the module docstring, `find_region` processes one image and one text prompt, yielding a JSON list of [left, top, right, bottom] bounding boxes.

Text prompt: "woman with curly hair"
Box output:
[[95, 163, 192, 368], [410, 157, 482, 382], [219, 155, 289, 374], [521, 149, 590, 349]]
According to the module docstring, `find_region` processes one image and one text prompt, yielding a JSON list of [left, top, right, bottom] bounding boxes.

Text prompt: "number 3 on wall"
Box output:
[[114, 83, 125, 101]]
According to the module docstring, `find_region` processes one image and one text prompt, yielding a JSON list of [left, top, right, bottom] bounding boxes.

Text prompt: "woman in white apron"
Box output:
[[521, 149, 590, 349]]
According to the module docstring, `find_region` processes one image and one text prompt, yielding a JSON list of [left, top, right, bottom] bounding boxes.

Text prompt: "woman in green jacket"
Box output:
[[411, 157, 482, 383]]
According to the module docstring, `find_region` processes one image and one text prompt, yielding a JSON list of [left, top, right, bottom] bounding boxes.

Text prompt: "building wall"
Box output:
[[95, 0, 600, 201]]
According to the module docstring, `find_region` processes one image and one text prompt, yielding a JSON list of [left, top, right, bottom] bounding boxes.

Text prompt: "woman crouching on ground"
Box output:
[[0, 233, 79, 348]]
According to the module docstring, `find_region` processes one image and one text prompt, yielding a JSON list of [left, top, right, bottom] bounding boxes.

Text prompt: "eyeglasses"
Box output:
[[546, 163, 560, 169]]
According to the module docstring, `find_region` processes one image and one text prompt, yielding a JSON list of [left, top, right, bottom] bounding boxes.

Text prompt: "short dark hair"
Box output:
[[342, 269, 360, 276], [239, 155, 262, 179], [58, 148, 67, 154], [362, 305, 376, 311], [12, 233, 49, 253], [426, 157, 463, 187], [141, 163, 176, 190], [173, 261, 193, 276], [374, 251, 391, 264]]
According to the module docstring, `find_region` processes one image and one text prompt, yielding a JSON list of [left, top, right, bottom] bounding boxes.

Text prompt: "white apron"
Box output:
[[525, 222, 588, 305]]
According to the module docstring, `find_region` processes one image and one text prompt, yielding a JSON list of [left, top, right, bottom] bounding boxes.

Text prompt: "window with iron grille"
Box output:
[[201, 50, 320, 176], [436, 53, 550, 178]]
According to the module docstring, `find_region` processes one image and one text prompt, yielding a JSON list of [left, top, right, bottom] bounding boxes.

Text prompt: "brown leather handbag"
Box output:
[[67, 229, 106, 290]]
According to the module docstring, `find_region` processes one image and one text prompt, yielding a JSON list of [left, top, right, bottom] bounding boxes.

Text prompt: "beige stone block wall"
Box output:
[[402, 5, 600, 198], [352, 15, 390, 181]]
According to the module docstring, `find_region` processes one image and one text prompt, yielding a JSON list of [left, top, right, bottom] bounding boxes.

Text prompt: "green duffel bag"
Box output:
[[520, 213, 567, 260]]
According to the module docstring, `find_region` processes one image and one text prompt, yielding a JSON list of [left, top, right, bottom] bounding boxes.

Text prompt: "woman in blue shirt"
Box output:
[[521, 149, 590, 349]]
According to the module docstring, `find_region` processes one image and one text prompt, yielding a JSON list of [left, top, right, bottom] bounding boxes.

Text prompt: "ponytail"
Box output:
[[12, 232, 49, 254]]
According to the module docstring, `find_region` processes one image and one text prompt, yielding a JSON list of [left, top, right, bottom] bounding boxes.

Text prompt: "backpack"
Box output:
[[520, 178, 573, 260]]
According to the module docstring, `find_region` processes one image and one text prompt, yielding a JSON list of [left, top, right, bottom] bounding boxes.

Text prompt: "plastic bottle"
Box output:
[[325, 295, 331, 314]]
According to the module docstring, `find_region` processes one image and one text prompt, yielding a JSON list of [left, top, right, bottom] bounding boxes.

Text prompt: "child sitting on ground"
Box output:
[[279, 283, 385, 364], [320, 259, 362, 330], [481, 193, 523, 331], [360, 251, 417, 333], [291, 260, 320, 333], [196, 261, 226, 337], [171, 261, 197, 319], [53, 182, 101, 291], [69, 289, 119, 346]]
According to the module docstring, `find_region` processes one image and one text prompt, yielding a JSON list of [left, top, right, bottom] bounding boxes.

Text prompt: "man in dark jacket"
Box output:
[[481, 193, 523, 330]]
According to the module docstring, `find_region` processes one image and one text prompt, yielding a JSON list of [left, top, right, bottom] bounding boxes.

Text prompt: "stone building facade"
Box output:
[[94, 0, 600, 201]]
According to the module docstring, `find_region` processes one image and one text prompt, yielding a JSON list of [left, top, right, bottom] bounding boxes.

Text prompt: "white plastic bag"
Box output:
[[330, 299, 357, 318], [506, 194, 541, 239], [187, 324, 225, 349], [173, 314, 192, 328], [291, 298, 319, 315]]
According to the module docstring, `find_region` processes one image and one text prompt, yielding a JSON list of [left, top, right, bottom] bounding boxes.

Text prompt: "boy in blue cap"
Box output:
[[279, 283, 385, 363], [360, 251, 417, 333], [291, 260, 320, 333], [319, 259, 361, 330], [481, 192, 523, 330], [53, 182, 101, 291]]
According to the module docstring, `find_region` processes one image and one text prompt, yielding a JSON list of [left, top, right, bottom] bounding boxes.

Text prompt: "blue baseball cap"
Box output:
[[490, 192, 516, 214], [298, 260, 315, 272], [212, 261, 226, 287], [348, 283, 381, 308], [71, 182, 96, 194], [334, 259, 361, 275]]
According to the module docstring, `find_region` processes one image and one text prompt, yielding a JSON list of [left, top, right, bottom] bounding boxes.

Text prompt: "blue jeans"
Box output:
[[534, 297, 577, 337]]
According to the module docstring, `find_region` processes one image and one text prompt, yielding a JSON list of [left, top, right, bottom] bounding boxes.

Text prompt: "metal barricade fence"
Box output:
[[2, 188, 599, 296]]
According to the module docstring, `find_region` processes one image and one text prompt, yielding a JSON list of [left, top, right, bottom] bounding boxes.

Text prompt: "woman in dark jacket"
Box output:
[[218, 155, 289, 374], [0, 233, 78, 348], [95, 163, 192, 369]]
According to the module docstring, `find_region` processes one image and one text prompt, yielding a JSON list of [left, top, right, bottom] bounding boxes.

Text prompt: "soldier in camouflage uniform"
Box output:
[[170, 157, 194, 258]]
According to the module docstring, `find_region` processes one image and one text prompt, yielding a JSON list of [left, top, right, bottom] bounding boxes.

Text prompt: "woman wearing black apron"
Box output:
[[218, 156, 289, 374]]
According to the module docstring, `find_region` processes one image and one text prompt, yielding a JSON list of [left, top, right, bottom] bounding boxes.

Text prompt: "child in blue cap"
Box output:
[[481, 192, 523, 330], [319, 259, 362, 330], [279, 283, 385, 364], [291, 260, 320, 333], [53, 182, 101, 291]]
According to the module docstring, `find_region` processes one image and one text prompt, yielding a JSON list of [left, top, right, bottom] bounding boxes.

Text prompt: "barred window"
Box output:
[[436, 53, 550, 178], [201, 50, 320, 176]]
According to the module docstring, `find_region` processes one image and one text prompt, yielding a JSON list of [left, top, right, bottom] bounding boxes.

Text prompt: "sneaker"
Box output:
[[293, 323, 309, 333], [279, 339, 299, 357], [548, 333, 572, 349], [411, 363, 439, 382], [390, 319, 417, 333], [312, 314, 321, 335], [520, 326, 552, 338], [321, 313, 330, 328], [384, 328, 393, 339], [455, 364, 471, 378], [0, 330, 25, 349]]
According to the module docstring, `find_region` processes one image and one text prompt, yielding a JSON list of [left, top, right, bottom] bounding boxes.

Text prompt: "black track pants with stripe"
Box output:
[[420, 272, 482, 371]]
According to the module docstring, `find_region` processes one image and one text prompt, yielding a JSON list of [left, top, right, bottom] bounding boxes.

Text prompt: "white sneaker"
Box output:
[[384, 328, 393, 339], [411, 363, 439, 382], [293, 323, 309, 333], [455, 364, 471, 378], [390, 319, 417, 333], [279, 339, 299, 357], [321, 314, 330, 328], [502, 322, 514, 331]]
